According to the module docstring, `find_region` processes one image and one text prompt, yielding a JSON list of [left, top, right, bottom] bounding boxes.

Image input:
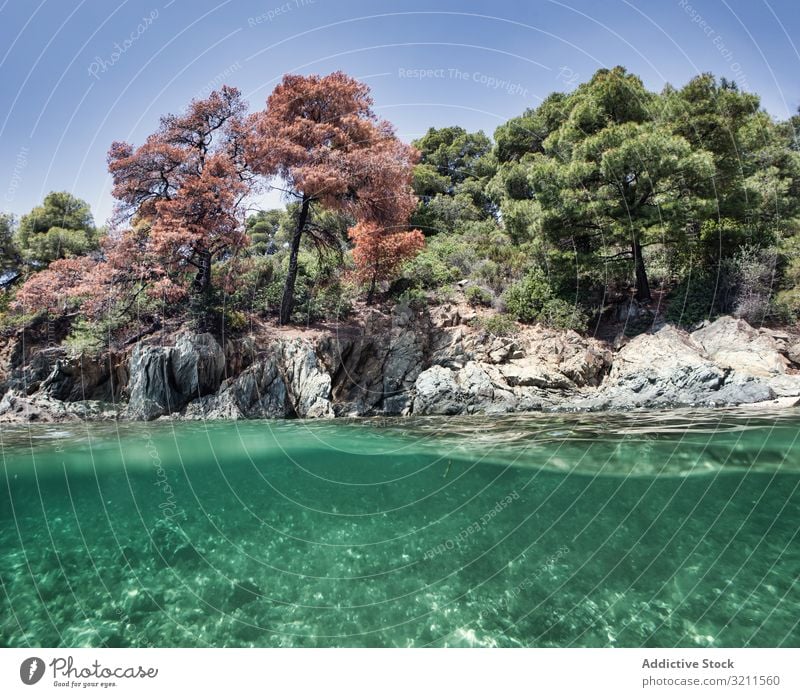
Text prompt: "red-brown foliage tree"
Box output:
[[107, 86, 252, 297], [349, 222, 424, 304], [249, 71, 418, 323], [12, 224, 181, 321], [12, 256, 96, 315]]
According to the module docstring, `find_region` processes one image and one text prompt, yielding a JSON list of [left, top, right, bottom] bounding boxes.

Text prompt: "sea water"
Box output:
[[1, 409, 798, 647]]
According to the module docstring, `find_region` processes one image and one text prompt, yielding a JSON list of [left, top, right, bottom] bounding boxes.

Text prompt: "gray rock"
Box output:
[[0, 389, 116, 422], [184, 359, 288, 419], [598, 326, 726, 408], [172, 332, 225, 396], [692, 316, 788, 377], [126, 333, 225, 420], [413, 365, 463, 415], [280, 341, 334, 418], [707, 378, 775, 406]]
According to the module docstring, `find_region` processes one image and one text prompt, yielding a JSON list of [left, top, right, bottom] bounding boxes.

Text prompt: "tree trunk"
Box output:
[[279, 197, 311, 325], [366, 269, 378, 306], [632, 238, 651, 302], [193, 249, 212, 295]]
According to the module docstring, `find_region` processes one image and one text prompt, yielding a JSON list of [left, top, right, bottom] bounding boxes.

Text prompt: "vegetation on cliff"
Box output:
[[2, 67, 799, 351]]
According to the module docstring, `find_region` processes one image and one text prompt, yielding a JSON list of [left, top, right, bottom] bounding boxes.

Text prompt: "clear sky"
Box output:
[[1, 0, 799, 224]]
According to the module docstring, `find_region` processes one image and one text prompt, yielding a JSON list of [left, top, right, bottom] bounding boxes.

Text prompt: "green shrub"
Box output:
[[64, 314, 129, 355], [501, 271, 588, 332], [396, 287, 428, 310], [774, 289, 800, 324], [665, 274, 722, 327], [476, 313, 518, 337], [538, 298, 588, 333], [223, 309, 249, 333], [403, 248, 460, 289], [307, 280, 357, 322], [465, 284, 493, 307], [221, 256, 275, 313], [503, 273, 554, 323]]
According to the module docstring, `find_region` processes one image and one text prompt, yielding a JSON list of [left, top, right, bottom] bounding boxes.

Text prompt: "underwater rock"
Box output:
[[149, 518, 202, 567]]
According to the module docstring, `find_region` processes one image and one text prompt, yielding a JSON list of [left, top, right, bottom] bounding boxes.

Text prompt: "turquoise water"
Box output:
[[1, 410, 798, 647]]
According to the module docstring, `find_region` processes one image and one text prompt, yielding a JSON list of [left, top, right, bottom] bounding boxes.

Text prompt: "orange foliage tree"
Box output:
[[12, 224, 179, 321], [107, 85, 252, 297], [14, 74, 424, 327], [249, 71, 418, 323], [348, 223, 424, 304]]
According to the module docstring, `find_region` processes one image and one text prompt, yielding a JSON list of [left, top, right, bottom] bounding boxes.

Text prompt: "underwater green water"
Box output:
[[1, 409, 798, 647]]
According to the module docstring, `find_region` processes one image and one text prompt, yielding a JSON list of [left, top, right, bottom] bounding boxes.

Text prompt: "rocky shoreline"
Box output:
[[0, 306, 798, 423]]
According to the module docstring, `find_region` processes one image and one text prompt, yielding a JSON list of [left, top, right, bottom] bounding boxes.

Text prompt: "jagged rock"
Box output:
[[594, 326, 726, 409], [765, 374, 800, 398], [708, 377, 775, 406], [514, 326, 611, 387], [2, 309, 797, 421], [126, 333, 225, 420], [413, 362, 521, 415], [693, 316, 789, 377], [430, 327, 468, 368], [382, 306, 429, 414], [172, 332, 226, 396], [125, 344, 177, 420], [0, 389, 116, 422], [787, 342, 800, 367], [497, 362, 573, 390], [413, 365, 463, 415], [39, 353, 115, 402], [183, 359, 288, 419], [279, 340, 334, 418]]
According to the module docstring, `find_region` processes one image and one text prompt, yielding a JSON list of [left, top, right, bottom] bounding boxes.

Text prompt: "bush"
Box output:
[[223, 309, 249, 333], [665, 273, 722, 327], [221, 256, 275, 313], [501, 271, 589, 333], [402, 245, 460, 289], [537, 297, 588, 333], [307, 280, 357, 322], [774, 289, 800, 324], [502, 273, 554, 323], [64, 313, 130, 355], [726, 244, 778, 326], [476, 313, 518, 337], [396, 287, 428, 310], [465, 285, 493, 307]]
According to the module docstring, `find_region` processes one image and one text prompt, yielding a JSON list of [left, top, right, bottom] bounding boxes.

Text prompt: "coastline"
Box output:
[[1, 308, 798, 424]]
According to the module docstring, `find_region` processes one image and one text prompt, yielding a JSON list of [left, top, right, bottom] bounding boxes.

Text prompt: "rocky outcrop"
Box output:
[[279, 340, 334, 418], [0, 312, 798, 423], [693, 316, 789, 377], [126, 332, 225, 420], [0, 389, 117, 422]]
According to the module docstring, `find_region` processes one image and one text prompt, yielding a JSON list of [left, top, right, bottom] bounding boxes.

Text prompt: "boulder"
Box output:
[[412, 362, 521, 415], [126, 333, 225, 420], [279, 340, 334, 418], [597, 326, 726, 408], [692, 316, 788, 377], [413, 365, 463, 415], [0, 389, 116, 422], [183, 359, 288, 419], [171, 332, 226, 396]]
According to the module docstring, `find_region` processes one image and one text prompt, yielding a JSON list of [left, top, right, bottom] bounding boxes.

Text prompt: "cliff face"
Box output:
[[0, 306, 798, 423]]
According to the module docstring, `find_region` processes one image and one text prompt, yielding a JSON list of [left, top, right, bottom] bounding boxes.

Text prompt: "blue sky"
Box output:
[[1, 0, 799, 224]]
